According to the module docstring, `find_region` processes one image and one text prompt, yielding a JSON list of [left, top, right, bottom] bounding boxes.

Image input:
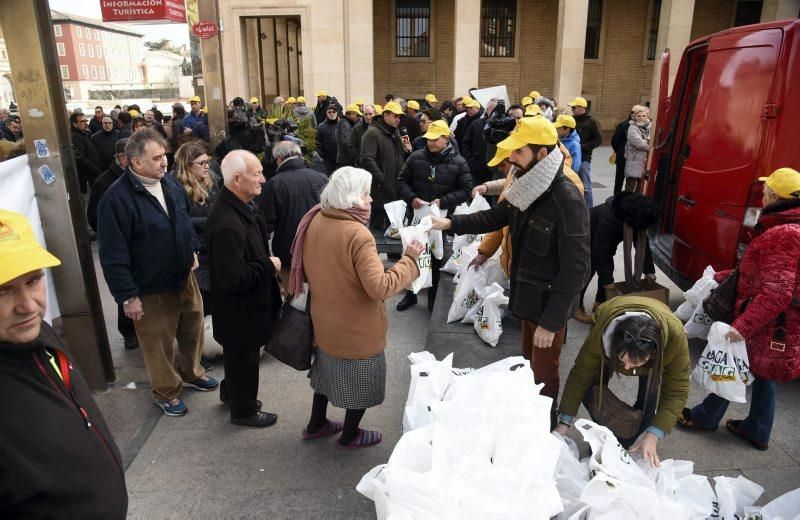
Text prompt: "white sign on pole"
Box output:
[[470, 85, 510, 110]]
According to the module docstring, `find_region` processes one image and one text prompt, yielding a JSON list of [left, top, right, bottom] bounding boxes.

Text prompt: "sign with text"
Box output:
[[192, 20, 219, 39], [100, 0, 187, 24]]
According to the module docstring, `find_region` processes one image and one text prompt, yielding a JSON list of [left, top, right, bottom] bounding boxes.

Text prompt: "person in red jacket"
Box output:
[[677, 168, 800, 450]]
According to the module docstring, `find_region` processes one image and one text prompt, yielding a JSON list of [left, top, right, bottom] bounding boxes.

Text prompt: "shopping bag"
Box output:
[[411, 204, 447, 261], [575, 419, 652, 488], [442, 241, 479, 275], [467, 283, 509, 347], [402, 353, 455, 432], [446, 195, 490, 264], [676, 266, 717, 321], [691, 322, 751, 403], [384, 199, 407, 239], [758, 488, 800, 520], [684, 302, 714, 340], [713, 475, 764, 519], [399, 217, 433, 294], [289, 282, 309, 311], [447, 264, 488, 323]]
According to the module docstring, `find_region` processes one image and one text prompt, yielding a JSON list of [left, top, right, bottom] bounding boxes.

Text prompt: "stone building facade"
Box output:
[[217, 0, 798, 130]]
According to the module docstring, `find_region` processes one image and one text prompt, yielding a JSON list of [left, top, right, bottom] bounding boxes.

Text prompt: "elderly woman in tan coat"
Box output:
[[289, 166, 424, 448]]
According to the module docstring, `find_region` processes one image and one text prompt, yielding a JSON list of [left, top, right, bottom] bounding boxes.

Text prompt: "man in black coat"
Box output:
[[207, 150, 282, 428], [569, 97, 603, 208], [462, 105, 491, 186], [70, 112, 102, 194], [0, 210, 128, 518], [91, 116, 120, 172], [396, 120, 473, 311], [259, 141, 328, 294], [454, 98, 483, 151], [316, 103, 340, 175], [89, 106, 106, 134]]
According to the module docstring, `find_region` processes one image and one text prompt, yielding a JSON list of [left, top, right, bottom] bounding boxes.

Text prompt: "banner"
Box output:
[[470, 85, 510, 110], [0, 155, 60, 321], [100, 0, 187, 24]]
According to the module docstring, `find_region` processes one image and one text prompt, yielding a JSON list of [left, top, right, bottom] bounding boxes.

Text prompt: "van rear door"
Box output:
[[670, 28, 783, 281]]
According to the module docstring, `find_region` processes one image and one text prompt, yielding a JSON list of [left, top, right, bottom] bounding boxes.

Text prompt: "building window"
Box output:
[[88, 45, 94, 57], [96, 45, 101, 56], [81, 65, 89, 78], [480, 0, 516, 57], [60, 65, 69, 79], [57, 42, 66, 56], [646, 0, 662, 60], [99, 67, 105, 79], [0, 50, 6, 60], [584, 0, 603, 60], [94, 30, 100, 40], [79, 43, 85, 57], [107, 66, 111, 79], [76, 26, 82, 38], [734, 0, 763, 26], [396, 0, 430, 57], [54, 24, 62, 37], [91, 65, 97, 79]]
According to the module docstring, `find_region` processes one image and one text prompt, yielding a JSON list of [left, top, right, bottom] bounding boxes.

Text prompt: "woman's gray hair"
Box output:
[[320, 167, 372, 210], [125, 127, 166, 162], [272, 141, 302, 161], [362, 104, 376, 114]]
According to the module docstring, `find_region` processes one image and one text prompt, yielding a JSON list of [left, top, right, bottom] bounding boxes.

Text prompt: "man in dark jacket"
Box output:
[[396, 120, 472, 311], [0, 210, 128, 518], [462, 105, 491, 185], [314, 90, 331, 125], [348, 104, 375, 166], [430, 117, 590, 428], [611, 107, 637, 196], [116, 110, 133, 139], [569, 97, 602, 208], [207, 150, 282, 427], [454, 97, 483, 150], [398, 98, 422, 143], [89, 105, 106, 134], [336, 103, 361, 167], [360, 101, 407, 228], [97, 129, 218, 417], [316, 103, 340, 174], [91, 116, 120, 172], [0, 115, 21, 142], [260, 141, 328, 293], [70, 112, 102, 194]]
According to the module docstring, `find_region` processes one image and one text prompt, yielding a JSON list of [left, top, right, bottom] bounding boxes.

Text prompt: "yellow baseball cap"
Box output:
[[296, 96, 306, 104], [354, 98, 365, 105], [426, 94, 438, 103], [189, 95, 201, 103], [568, 97, 588, 108], [422, 120, 450, 140], [0, 210, 60, 286], [497, 116, 558, 150], [529, 91, 541, 99], [463, 97, 480, 109], [524, 104, 543, 116], [554, 114, 577, 129], [487, 147, 511, 167], [315, 90, 327, 97], [345, 103, 363, 115], [407, 100, 420, 111], [374, 104, 383, 113], [286, 97, 297, 103], [521, 96, 533, 107], [382, 101, 404, 115], [759, 168, 800, 199], [128, 109, 140, 117]]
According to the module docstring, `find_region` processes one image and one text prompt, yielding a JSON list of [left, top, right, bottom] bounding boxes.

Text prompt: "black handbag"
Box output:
[[265, 292, 313, 371], [703, 268, 739, 323]]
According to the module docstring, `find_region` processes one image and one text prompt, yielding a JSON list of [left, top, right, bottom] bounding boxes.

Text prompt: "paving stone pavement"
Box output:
[[88, 146, 800, 518]]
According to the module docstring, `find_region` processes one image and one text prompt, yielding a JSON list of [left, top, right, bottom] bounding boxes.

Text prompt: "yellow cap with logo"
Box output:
[[296, 96, 306, 104], [554, 114, 576, 129], [286, 97, 297, 103], [524, 104, 543, 116], [374, 104, 383, 114], [487, 147, 511, 167], [568, 96, 588, 108], [250, 97, 259, 104], [315, 90, 327, 97], [407, 100, 420, 111], [462, 97, 480, 109], [497, 116, 558, 150], [382, 101, 404, 115], [426, 94, 438, 103], [0, 210, 60, 286], [759, 168, 800, 199], [521, 96, 533, 107], [354, 98, 365, 105], [529, 90, 541, 100], [345, 103, 363, 115], [422, 120, 450, 140], [189, 95, 201, 103], [128, 109, 140, 117]]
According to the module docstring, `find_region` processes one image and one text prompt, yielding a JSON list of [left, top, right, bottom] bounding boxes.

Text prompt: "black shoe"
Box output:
[[396, 291, 418, 312], [219, 391, 263, 411], [123, 335, 139, 350], [427, 290, 437, 312], [231, 411, 277, 428], [200, 357, 214, 372]]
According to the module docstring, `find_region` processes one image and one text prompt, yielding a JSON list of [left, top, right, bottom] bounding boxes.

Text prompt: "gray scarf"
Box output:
[[505, 147, 564, 211]]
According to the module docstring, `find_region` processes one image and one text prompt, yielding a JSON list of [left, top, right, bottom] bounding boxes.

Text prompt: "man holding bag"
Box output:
[[396, 120, 473, 311], [430, 117, 590, 427]]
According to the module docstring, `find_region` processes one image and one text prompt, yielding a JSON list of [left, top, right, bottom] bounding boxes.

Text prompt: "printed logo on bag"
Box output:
[[617, 443, 633, 465], [418, 243, 432, 269], [461, 289, 479, 310], [698, 350, 737, 382], [692, 312, 713, 326]]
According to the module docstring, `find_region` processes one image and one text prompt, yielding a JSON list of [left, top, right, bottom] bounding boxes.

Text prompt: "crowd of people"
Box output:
[[0, 84, 798, 516]]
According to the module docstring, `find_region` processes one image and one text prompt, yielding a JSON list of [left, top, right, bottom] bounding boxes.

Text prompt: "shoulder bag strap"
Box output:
[[623, 224, 634, 284]]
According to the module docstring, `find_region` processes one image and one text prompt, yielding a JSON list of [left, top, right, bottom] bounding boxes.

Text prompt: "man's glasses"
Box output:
[[623, 330, 657, 351]]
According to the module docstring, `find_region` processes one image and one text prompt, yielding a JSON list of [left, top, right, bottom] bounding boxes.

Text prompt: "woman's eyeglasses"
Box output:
[[623, 330, 657, 351], [191, 160, 210, 167]]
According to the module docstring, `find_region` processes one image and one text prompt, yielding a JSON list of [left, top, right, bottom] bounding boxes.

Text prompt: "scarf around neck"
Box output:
[[504, 146, 564, 212], [288, 203, 371, 297]]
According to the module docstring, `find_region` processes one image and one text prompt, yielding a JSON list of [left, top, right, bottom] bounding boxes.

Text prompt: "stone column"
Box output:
[[345, 0, 374, 103], [760, 0, 800, 21], [453, 0, 481, 98], [648, 0, 695, 122], [553, 0, 589, 105], [307, 0, 347, 99]]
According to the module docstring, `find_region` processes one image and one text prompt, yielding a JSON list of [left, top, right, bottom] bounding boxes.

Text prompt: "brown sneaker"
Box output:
[[574, 308, 593, 324]]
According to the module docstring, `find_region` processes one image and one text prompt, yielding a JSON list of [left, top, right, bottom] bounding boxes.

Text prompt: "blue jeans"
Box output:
[[578, 161, 593, 208], [690, 377, 776, 444]]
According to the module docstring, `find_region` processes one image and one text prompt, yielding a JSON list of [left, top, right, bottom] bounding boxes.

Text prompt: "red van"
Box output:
[[647, 19, 800, 289]]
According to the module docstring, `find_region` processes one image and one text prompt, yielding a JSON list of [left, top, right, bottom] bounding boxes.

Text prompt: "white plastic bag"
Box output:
[[714, 475, 764, 519], [684, 303, 714, 340], [759, 487, 800, 520], [691, 322, 752, 403], [411, 204, 447, 261], [402, 353, 455, 432], [399, 218, 433, 294], [289, 282, 309, 311], [442, 241, 479, 275], [470, 283, 509, 347], [575, 419, 652, 488], [384, 199, 407, 239], [675, 266, 717, 321], [447, 264, 487, 323]]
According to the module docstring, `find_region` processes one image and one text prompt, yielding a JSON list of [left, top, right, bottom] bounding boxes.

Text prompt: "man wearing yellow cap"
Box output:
[[313, 90, 331, 125], [396, 120, 472, 311], [183, 95, 209, 142], [336, 103, 362, 167], [396, 98, 421, 143], [554, 114, 582, 174], [360, 101, 408, 228], [251, 97, 268, 120], [569, 96, 602, 207], [454, 97, 483, 150], [431, 117, 590, 427], [425, 93, 438, 108], [348, 103, 376, 166], [0, 210, 128, 517], [316, 102, 341, 174], [292, 96, 317, 129]]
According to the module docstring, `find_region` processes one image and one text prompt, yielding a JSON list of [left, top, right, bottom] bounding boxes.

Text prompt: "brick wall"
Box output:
[[373, 0, 455, 103], [691, 0, 735, 40]]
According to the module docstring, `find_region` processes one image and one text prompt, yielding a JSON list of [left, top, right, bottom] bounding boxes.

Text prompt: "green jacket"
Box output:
[[559, 295, 690, 434]]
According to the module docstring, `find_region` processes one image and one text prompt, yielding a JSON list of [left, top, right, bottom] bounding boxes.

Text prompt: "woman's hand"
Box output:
[[412, 197, 427, 209], [429, 216, 452, 231], [629, 432, 660, 467], [404, 240, 425, 261], [725, 327, 745, 343]]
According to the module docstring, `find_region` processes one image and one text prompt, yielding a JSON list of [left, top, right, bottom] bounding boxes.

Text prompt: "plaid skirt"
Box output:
[[309, 348, 386, 410]]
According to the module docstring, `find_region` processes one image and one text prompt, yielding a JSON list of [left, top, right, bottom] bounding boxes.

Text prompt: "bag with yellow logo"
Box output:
[[691, 322, 751, 403]]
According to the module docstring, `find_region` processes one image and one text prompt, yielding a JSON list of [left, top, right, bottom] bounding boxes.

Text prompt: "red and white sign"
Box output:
[[100, 0, 187, 24], [192, 20, 219, 39]]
